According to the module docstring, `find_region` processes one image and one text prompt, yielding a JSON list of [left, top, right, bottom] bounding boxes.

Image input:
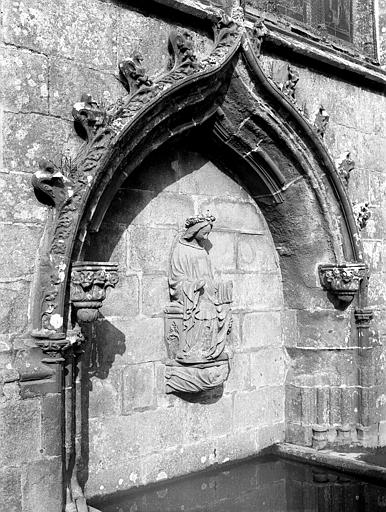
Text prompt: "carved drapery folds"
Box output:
[[318, 263, 367, 304], [70, 262, 119, 322], [164, 214, 233, 395]]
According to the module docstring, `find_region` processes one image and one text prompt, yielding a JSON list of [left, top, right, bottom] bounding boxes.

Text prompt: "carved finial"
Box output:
[[353, 202, 371, 230], [251, 17, 268, 57], [32, 159, 70, 208], [336, 151, 355, 187], [168, 29, 199, 73], [314, 105, 329, 138], [72, 94, 106, 141], [119, 51, 153, 95]]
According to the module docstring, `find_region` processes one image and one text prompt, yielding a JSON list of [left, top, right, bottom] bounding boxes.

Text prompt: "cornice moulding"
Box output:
[[246, 14, 386, 90]]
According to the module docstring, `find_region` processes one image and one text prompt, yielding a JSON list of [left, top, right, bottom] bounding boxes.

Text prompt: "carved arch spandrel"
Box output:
[[31, 16, 243, 343]]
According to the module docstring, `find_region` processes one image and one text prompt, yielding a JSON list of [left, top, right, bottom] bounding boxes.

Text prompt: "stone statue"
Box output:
[[164, 213, 233, 394]]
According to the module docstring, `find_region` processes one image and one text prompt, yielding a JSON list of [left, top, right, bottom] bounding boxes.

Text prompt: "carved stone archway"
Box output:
[[29, 10, 376, 512]]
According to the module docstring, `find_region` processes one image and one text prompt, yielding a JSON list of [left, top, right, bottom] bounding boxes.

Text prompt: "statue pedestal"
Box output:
[[165, 357, 230, 394]]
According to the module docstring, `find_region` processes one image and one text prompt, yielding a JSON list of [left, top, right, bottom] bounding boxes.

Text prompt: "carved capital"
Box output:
[[72, 93, 107, 140], [318, 263, 367, 303], [70, 262, 119, 323]]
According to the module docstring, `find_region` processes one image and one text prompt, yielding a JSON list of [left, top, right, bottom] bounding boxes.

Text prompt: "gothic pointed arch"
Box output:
[[30, 9, 375, 443]]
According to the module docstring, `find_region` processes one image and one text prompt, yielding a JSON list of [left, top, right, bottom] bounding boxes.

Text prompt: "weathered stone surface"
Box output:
[[21, 458, 62, 512], [122, 363, 155, 413], [3, 112, 79, 174], [0, 172, 47, 223], [242, 311, 282, 349], [198, 197, 266, 233], [250, 348, 288, 388], [290, 349, 358, 387], [0, 400, 41, 465], [111, 189, 193, 228], [128, 226, 176, 273], [100, 275, 139, 318], [49, 58, 123, 118], [4, 0, 117, 70], [41, 394, 61, 456], [0, 224, 42, 278], [207, 230, 237, 271], [177, 154, 249, 199], [1, 46, 49, 113], [181, 396, 233, 443], [297, 310, 352, 348], [88, 370, 121, 419], [142, 274, 169, 316], [237, 233, 279, 272], [226, 272, 283, 311], [92, 317, 164, 367], [86, 224, 127, 267], [0, 466, 22, 512], [0, 280, 30, 334], [233, 386, 285, 430], [224, 352, 251, 393], [117, 8, 211, 76]]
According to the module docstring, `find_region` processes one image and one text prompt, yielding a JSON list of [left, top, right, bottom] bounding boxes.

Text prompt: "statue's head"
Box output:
[[183, 212, 215, 241]]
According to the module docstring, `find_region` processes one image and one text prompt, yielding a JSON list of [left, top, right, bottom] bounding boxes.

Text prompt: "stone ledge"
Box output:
[[272, 442, 386, 483], [246, 17, 386, 91]]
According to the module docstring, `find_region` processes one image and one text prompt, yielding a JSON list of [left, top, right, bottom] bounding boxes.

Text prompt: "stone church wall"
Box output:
[[0, 0, 385, 510], [83, 140, 286, 498]]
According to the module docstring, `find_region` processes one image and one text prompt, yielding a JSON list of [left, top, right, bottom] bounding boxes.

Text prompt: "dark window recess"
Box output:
[[246, 0, 353, 43]]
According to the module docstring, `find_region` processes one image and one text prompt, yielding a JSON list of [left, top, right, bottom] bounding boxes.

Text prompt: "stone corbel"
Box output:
[[70, 262, 119, 323], [72, 93, 107, 141], [318, 263, 367, 304]]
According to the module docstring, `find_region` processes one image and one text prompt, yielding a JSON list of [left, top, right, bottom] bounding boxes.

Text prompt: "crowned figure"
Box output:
[[164, 212, 233, 394]]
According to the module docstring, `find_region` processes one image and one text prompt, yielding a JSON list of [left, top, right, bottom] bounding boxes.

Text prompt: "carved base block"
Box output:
[[312, 424, 329, 450], [165, 358, 230, 394]]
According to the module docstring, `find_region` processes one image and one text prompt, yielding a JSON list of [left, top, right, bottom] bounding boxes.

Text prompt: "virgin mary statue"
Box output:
[[165, 212, 233, 394]]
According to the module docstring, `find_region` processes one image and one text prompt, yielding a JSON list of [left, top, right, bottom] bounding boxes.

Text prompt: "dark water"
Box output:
[[90, 455, 386, 512]]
